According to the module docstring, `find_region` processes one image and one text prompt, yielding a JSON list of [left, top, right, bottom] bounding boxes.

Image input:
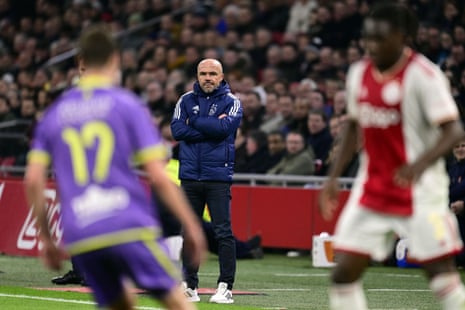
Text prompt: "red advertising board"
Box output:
[[0, 178, 61, 256], [0, 177, 349, 256]]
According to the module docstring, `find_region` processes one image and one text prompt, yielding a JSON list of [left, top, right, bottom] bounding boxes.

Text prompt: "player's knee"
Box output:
[[423, 256, 458, 280], [331, 266, 362, 284], [331, 257, 367, 284]]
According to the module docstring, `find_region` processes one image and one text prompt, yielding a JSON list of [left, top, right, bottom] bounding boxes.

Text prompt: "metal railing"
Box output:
[[232, 173, 354, 189], [0, 165, 354, 188]]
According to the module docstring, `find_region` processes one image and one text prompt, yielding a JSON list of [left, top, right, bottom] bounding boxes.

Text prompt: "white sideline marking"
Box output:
[[0, 293, 162, 309], [368, 289, 430, 292], [274, 273, 328, 277], [274, 272, 421, 278], [371, 273, 421, 278], [250, 288, 312, 291]]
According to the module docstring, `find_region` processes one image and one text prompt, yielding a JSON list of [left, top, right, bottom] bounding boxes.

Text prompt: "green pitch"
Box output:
[[0, 252, 453, 309]]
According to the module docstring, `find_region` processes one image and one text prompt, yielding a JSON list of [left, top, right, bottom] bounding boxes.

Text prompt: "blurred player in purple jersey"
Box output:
[[24, 25, 206, 310]]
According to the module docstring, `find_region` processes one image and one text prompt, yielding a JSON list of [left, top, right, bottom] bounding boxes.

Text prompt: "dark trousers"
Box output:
[[181, 180, 236, 290], [202, 221, 252, 259]]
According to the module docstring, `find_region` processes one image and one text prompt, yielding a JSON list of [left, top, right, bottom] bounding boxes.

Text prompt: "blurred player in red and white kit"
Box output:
[[320, 3, 465, 310]]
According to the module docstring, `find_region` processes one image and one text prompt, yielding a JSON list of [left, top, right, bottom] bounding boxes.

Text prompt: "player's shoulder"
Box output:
[[349, 58, 370, 70], [346, 59, 370, 84], [226, 92, 239, 102], [40, 87, 77, 121], [108, 87, 146, 111], [111, 86, 141, 103], [180, 90, 195, 100], [176, 90, 195, 105], [408, 53, 442, 78]]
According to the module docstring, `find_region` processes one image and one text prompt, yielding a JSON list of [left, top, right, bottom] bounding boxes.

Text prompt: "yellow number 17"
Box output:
[[62, 121, 115, 185]]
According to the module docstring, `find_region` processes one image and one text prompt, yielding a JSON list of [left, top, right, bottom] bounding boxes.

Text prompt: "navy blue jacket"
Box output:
[[448, 159, 465, 203], [171, 81, 242, 182]]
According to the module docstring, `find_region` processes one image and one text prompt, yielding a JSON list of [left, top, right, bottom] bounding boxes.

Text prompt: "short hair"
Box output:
[[78, 25, 118, 68], [248, 130, 268, 149], [0, 94, 10, 106], [268, 130, 284, 140], [368, 3, 419, 40], [308, 108, 328, 123], [246, 90, 261, 102]]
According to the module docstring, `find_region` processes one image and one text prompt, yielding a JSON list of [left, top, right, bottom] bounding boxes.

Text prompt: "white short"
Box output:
[[334, 181, 463, 263]]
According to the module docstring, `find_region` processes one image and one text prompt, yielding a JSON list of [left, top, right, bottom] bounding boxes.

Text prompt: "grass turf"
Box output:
[[0, 252, 452, 309]]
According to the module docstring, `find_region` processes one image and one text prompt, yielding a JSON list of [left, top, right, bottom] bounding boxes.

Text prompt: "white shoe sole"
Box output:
[[186, 296, 200, 302], [209, 297, 234, 304]]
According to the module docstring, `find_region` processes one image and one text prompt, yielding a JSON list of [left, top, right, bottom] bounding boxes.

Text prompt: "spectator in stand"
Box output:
[[343, 0, 364, 43], [310, 89, 332, 117], [309, 5, 335, 47], [235, 5, 256, 36], [260, 91, 283, 133], [260, 66, 280, 92], [448, 139, 465, 267], [240, 90, 265, 133], [328, 115, 342, 140], [455, 69, 465, 123], [249, 27, 273, 70], [444, 43, 465, 81], [285, 0, 318, 35], [283, 96, 310, 136], [266, 45, 282, 68], [275, 93, 295, 132], [424, 25, 442, 64], [313, 46, 338, 79], [278, 42, 303, 83], [0, 93, 19, 162], [6, 88, 20, 119], [235, 130, 273, 174], [437, 0, 461, 33], [144, 80, 169, 118], [267, 131, 315, 185], [266, 130, 286, 169], [234, 127, 247, 174], [331, 90, 347, 117], [321, 136, 360, 178], [223, 47, 255, 80], [453, 24, 465, 45], [0, 94, 14, 123], [346, 45, 363, 65], [271, 79, 289, 96], [306, 108, 333, 171], [19, 97, 36, 121], [164, 81, 185, 115], [324, 78, 343, 107], [330, 0, 351, 49]]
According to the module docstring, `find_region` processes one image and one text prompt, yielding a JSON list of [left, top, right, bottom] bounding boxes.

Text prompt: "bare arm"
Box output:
[[144, 160, 207, 266], [319, 119, 359, 220], [24, 163, 62, 270], [327, 119, 359, 180]]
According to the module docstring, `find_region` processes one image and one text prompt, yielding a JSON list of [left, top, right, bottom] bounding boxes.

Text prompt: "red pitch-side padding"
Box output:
[[0, 177, 349, 256]]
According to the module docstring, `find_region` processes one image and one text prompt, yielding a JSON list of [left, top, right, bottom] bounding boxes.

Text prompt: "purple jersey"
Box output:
[[28, 75, 166, 254]]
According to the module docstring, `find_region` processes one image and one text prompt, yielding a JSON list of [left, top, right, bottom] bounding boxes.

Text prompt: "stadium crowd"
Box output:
[[0, 0, 465, 179]]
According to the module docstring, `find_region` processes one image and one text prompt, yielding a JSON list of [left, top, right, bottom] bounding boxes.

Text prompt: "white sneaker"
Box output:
[[209, 282, 234, 304], [182, 281, 200, 302]]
